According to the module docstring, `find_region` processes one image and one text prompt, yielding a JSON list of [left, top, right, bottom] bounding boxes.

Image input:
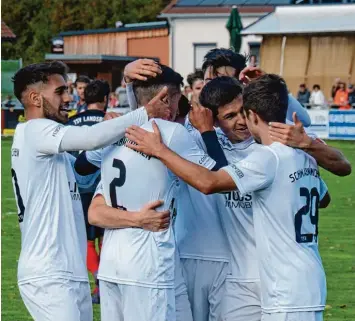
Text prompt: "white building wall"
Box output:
[[171, 15, 262, 83]]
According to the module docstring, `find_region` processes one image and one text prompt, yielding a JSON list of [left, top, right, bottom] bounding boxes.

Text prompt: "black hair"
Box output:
[[313, 84, 320, 90], [243, 74, 289, 124], [75, 75, 91, 86], [84, 80, 111, 105], [187, 69, 204, 88], [202, 48, 246, 78], [133, 64, 183, 105], [300, 83, 306, 88], [199, 76, 243, 118], [12, 61, 69, 102], [178, 95, 191, 119]]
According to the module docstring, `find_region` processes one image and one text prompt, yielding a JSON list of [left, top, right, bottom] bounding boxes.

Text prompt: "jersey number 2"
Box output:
[[109, 159, 126, 209], [295, 187, 319, 243], [11, 169, 25, 223]]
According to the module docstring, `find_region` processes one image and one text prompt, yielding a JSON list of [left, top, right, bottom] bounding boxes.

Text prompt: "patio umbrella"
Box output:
[[226, 7, 243, 53]]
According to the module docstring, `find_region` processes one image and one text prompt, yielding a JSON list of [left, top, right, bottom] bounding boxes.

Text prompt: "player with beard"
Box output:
[[67, 79, 111, 304], [10, 61, 172, 321]]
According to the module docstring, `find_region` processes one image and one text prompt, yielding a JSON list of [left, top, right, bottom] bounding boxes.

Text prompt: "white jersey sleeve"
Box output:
[[287, 94, 311, 127], [86, 148, 103, 168], [184, 117, 207, 151], [222, 147, 278, 195], [94, 180, 104, 197], [319, 178, 328, 200], [26, 119, 70, 155], [168, 122, 216, 170], [125, 82, 139, 111]]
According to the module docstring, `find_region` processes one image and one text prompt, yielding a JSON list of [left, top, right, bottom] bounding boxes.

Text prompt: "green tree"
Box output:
[[1, 0, 170, 64]]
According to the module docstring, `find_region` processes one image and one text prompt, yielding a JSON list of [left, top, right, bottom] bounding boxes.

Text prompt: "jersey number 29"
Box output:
[[295, 187, 319, 243], [109, 159, 126, 209]]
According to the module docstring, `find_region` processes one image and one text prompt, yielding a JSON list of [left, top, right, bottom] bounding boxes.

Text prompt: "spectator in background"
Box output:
[[348, 84, 355, 108], [183, 85, 192, 100], [115, 78, 129, 107], [108, 92, 118, 108], [74, 75, 91, 113], [334, 82, 350, 109], [331, 78, 341, 99], [310, 84, 327, 109], [3, 95, 15, 108], [187, 69, 204, 106], [297, 83, 311, 107], [249, 54, 258, 67], [67, 79, 75, 95]]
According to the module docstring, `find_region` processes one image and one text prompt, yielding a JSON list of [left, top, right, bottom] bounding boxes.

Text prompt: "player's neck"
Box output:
[[24, 108, 42, 121], [87, 104, 104, 111], [256, 122, 273, 146]]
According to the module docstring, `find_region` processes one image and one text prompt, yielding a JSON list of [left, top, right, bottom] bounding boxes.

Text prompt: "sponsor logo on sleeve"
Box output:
[[230, 164, 244, 178], [52, 124, 64, 137], [198, 155, 208, 165]]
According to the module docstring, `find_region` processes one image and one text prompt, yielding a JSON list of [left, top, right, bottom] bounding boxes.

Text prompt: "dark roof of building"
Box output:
[[59, 21, 168, 37], [45, 54, 159, 63], [1, 21, 16, 39], [161, 0, 290, 14]]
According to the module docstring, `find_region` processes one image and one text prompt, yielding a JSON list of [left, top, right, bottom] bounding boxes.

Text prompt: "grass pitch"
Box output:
[[1, 138, 354, 321]]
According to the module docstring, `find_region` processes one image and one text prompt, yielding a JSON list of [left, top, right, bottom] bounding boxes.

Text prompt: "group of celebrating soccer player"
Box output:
[[11, 48, 351, 321]]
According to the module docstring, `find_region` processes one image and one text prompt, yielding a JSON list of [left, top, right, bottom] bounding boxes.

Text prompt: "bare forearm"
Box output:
[[88, 204, 140, 229], [303, 140, 351, 176]]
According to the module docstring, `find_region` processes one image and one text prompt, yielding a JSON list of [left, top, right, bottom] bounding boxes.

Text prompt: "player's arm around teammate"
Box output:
[[269, 112, 352, 176], [89, 194, 170, 231]]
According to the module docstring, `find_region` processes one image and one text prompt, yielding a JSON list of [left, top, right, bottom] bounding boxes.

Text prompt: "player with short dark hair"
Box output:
[[74, 75, 91, 113], [11, 60, 170, 321], [66, 79, 111, 304], [127, 74, 331, 321], [133, 64, 183, 119], [202, 48, 247, 82], [187, 69, 204, 106]]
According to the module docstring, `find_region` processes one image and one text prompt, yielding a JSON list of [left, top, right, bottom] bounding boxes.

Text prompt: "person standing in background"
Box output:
[[331, 78, 341, 99], [347, 84, 355, 108], [310, 84, 327, 109], [334, 82, 350, 109], [115, 78, 129, 108], [297, 83, 311, 107], [74, 75, 91, 113], [187, 70, 204, 106], [249, 54, 257, 67]]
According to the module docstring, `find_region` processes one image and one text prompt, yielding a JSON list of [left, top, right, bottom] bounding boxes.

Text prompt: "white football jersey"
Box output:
[[96, 119, 216, 288], [222, 143, 327, 313], [11, 120, 88, 285], [174, 119, 229, 262], [215, 130, 260, 282]]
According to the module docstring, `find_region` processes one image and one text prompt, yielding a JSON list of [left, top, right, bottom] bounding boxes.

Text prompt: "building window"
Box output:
[[194, 43, 217, 70], [248, 42, 261, 66]]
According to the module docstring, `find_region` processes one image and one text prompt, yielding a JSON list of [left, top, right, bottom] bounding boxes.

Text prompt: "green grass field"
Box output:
[[1, 138, 354, 321]]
